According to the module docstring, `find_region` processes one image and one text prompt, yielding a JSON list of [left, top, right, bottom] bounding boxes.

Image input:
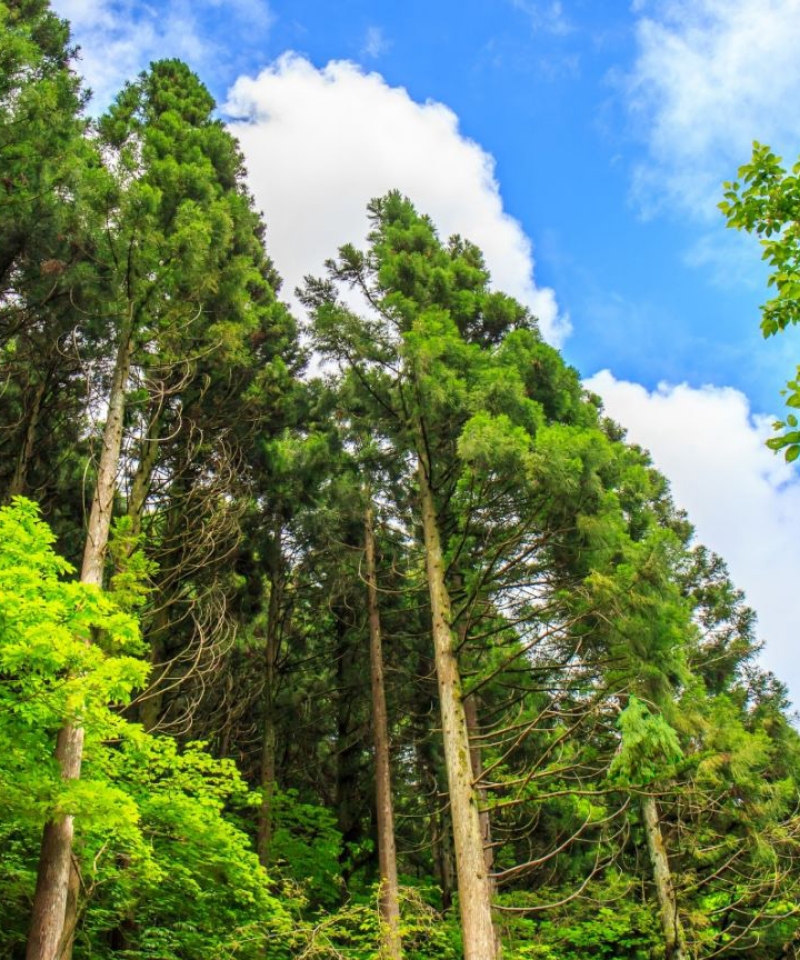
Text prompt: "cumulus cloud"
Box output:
[[54, 0, 273, 109], [225, 54, 565, 343], [625, 0, 800, 218], [586, 369, 800, 705]]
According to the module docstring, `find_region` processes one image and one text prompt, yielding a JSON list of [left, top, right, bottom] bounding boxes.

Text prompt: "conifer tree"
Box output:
[[26, 59, 296, 960]]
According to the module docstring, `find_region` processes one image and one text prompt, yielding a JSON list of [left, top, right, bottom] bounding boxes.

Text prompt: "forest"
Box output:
[[2, 1, 800, 958]]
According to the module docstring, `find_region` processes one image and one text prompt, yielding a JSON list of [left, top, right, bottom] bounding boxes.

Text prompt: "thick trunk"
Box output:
[[451, 583, 494, 883], [81, 313, 135, 587], [26, 727, 83, 960], [463, 694, 495, 878], [641, 794, 689, 960], [257, 530, 283, 867], [364, 503, 402, 960], [27, 315, 134, 960], [8, 374, 46, 499], [61, 866, 80, 960], [417, 456, 499, 960]]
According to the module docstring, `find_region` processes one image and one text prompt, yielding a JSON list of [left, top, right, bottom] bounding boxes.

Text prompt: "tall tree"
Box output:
[[364, 495, 403, 959], [26, 59, 294, 960], [0, 0, 94, 554], [303, 192, 642, 958]]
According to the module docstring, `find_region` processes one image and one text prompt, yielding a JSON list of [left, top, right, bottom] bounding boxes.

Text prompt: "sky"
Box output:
[[52, 0, 800, 707]]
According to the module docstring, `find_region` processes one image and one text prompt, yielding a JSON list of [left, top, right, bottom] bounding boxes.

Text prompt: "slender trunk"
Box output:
[[641, 794, 689, 960], [417, 455, 499, 960], [8, 374, 46, 499], [335, 594, 366, 881], [434, 806, 455, 913], [257, 528, 282, 867], [27, 313, 134, 960], [127, 407, 162, 536], [415, 715, 454, 910], [364, 502, 402, 960]]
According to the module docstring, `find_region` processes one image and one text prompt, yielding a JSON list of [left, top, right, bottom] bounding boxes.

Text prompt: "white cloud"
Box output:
[[225, 54, 565, 342], [626, 0, 800, 218], [586, 369, 800, 706], [53, 0, 273, 109]]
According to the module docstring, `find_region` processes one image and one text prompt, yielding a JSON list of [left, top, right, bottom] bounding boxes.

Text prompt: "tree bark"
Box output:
[[364, 502, 402, 960], [334, 593, 367, 881], [417, 455, 499, 960], [257, 524, 283, 867], [27, 313, 134, 960], [26, 727, 83, 960], [127, 406, 162, 536], [641, 793, 689, 960], [8, 374, 46, 499], [81, 311, 135, 588], [463, 694, 495, 878]]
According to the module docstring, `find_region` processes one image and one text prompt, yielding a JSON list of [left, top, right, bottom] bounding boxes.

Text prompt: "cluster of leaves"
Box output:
[[720, 141, 800, 460], [0, 498, 290, 959]]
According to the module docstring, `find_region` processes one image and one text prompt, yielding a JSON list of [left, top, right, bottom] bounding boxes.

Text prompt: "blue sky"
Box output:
[[54, 0, 800, 704]]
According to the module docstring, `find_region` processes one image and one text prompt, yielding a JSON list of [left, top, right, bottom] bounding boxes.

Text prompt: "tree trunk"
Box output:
[[127, 406, 162, 536], [414, 713, 454, 910], [27, 313, 134, 960], [417, 455, 499, 960], [8, 374, 46, 499], [334, 592, 367, 881], [257, 529, 283, 867], [641, 793, 689, 960], [463, 694, 495, 878], [81, 311, 135, 588], [364, 502, 402, 960], [436, 811, 456, 913], [26, 727, 83, 960]]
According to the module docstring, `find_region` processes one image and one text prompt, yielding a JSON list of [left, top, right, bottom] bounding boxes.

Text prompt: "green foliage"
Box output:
[[268, 789, 344, 910], [501, 896, 661, 959], [720, 142, 800, 460], [720, 143, 800, 338], [0, 497, 146, 778], [0, 498, 289, 959], [107, 514, 158, 610], [285, 885, 462, 960], [609, 697, 683, 786], [79, 735, 290, 960]]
